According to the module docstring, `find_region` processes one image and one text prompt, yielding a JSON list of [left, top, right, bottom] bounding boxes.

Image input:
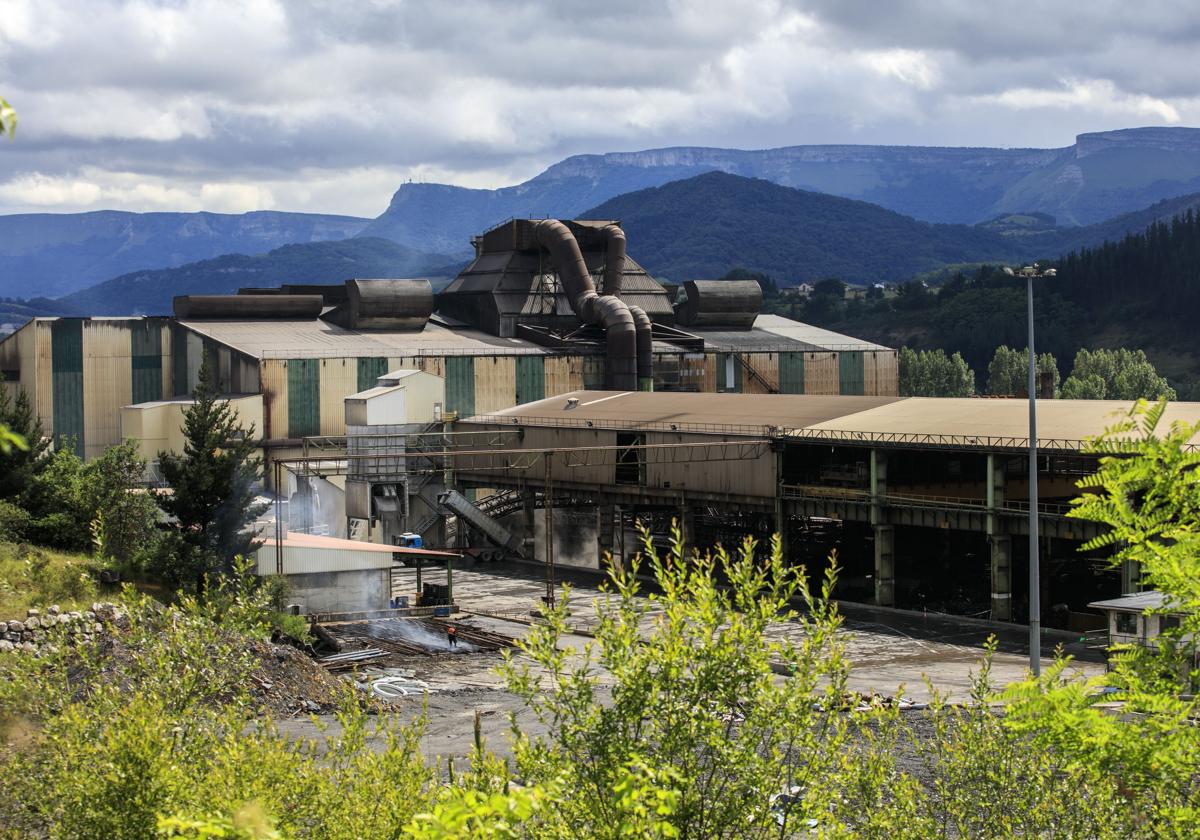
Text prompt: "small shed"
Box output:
[[1087, 591, 1190, 650], [256, 532, 456, 615]]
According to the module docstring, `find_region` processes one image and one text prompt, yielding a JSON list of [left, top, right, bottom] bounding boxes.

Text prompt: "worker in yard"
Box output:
[[446, 625, 458, 649]]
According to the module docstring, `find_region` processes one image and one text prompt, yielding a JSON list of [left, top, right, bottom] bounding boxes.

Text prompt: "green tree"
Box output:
[[156, 358, 266, 589], [500, 533, 931, 837], [90, 441, 162, 570], [0, 382, 46, 498], [987, 345, 1059, 396], [1061, 348, 1177, 400], [898, 347, 975, 397], [990, 401, 1200, 833]]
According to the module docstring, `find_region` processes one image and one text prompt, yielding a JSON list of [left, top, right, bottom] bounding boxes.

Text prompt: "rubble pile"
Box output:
[[245, 637, 348, 716], [0, 602, 127, 653]]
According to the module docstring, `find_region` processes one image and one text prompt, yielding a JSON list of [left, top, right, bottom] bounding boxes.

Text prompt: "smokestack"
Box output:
[[535, 219, 637, 391]]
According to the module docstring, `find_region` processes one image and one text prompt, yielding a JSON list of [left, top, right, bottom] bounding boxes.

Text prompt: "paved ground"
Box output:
[[276, 561, 1105, 764]]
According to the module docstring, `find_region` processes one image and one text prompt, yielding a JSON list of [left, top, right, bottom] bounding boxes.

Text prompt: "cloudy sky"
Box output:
[[1, 0, 1198, 217]]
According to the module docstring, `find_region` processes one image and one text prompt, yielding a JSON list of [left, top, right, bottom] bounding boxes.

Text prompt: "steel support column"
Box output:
[[987, 453, 1012, 621], [870, 450, 895, 606]]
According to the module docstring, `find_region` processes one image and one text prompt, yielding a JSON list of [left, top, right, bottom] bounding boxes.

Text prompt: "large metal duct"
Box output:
[[674, 279, 763, 329], [599, 223, 653, 391], [341, 279, 434, 330], [535, 219, 637, 391], [173, 295, 324, 319]]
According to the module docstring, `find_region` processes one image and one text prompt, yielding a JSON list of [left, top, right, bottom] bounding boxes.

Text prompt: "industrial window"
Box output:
[[1115, 613, 1137, 635], [615, 433, 645, 486]]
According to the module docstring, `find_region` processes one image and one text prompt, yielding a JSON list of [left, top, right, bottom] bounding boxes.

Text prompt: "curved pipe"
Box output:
[[601, 223, 626, 297], [628, 304, 654, 391], [535, 219, 637, 390], [600, 223, 653, 391]]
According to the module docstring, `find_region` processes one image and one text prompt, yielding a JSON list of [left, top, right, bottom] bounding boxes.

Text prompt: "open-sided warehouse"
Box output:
[[451, 391, 1200, 626]]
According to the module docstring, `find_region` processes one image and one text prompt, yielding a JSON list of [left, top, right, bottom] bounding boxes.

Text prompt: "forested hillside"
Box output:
[[583, 172, 1022, 283], [776, 208, 1200, 397]]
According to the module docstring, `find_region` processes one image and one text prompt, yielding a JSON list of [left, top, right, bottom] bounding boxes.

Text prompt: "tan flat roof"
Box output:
[[471, 391, 902, 434], [178, 318, 546, 359], [465, 391, 1200, 451]]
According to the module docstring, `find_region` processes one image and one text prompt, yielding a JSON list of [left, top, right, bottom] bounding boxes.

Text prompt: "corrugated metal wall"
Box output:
[[261, 359, 288, 441], [838, 351, 865, 396], [779, 351, 805, 393], [35, 323, 53, 428], [474, 356, 516, 414], [171, 324, 189, 396], [871, 351, 899, 396], [357, 356, 389, 392], [445, 356, 475, 417], [50, 319, 84, 456], [130, 321, 163, 404], [544, 355, 584, 396], [742, 352, 778, 395], [803, 352, 839, 395], [581, 356, 605, 390], [82, 321, 133, 459], [185, 332, 205, 394], [515, 355, 545, 405], [319, 358, 356, 436], [287, 358, 320, 438]]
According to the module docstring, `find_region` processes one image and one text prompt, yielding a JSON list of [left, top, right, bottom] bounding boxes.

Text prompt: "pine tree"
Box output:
[[156, 358, 267, 590], [0, 381, 48, 498]]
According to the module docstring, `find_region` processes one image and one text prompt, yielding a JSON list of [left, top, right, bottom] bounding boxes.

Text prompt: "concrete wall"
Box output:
[[281, 568, 391, 614]]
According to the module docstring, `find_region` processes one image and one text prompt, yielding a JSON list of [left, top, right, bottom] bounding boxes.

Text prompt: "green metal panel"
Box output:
[[582, 356, 605, 390], [51, 319, 84, 456], [287, 358, 320, 437], [445, 356, 475, 418], [357, 356, 389, 392], [717, 353, 743, 392], [515, 356, 545, 405], [779, 352, 805, 394], [130, 321, 162, 404], [172, 325, 189, 396], [839, 351, 865, 395]]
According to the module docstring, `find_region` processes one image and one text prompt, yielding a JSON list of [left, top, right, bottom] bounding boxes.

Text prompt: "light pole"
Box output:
[[1006, 263, 1056, 676]]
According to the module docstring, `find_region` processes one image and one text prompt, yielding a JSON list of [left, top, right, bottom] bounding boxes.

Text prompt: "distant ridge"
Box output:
[[0, 209, 370, 298], [581, 172, 1022, 283], [60, 238, 463, 316], [361, 127, 1200, 253]]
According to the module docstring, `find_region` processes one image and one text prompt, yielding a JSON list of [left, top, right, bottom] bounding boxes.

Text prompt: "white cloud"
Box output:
[[972, 79, 1182, 124], [1, 0, 1199, 215]]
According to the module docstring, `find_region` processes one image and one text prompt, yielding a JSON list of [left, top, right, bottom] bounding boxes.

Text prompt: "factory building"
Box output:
[[445, 391, 1200, 624], [0, 218, 896, 468]]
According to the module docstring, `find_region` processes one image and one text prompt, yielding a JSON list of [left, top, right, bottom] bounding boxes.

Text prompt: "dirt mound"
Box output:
[[246, 638, 349, 716]]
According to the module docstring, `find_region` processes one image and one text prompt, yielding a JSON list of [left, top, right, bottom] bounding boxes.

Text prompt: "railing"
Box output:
[[780, 484, 1077, 518]]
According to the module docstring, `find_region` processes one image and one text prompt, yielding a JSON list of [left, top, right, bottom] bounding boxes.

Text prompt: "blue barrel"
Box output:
[[433, 606, 451, 618]]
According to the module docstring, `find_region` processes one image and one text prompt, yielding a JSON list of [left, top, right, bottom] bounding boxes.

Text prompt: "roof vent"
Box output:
[[565, 397, 580, 410]]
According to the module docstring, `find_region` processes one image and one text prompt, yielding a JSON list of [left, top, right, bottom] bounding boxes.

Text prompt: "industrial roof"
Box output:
[[688, 314, 891, 352], [178, 318, 546, 359], [469, 391, 901, 434], [465, 391, 1200, 452], [1088, 592, 1182, 613]]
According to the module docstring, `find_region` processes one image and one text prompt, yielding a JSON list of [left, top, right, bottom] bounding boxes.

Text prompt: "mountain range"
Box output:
[[581, 172, 1024, 284], [59, 238, 459, 316], [5, 126, 1200, 310], [0, 210, 369, 298], [365, 127, 1200, 253]]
